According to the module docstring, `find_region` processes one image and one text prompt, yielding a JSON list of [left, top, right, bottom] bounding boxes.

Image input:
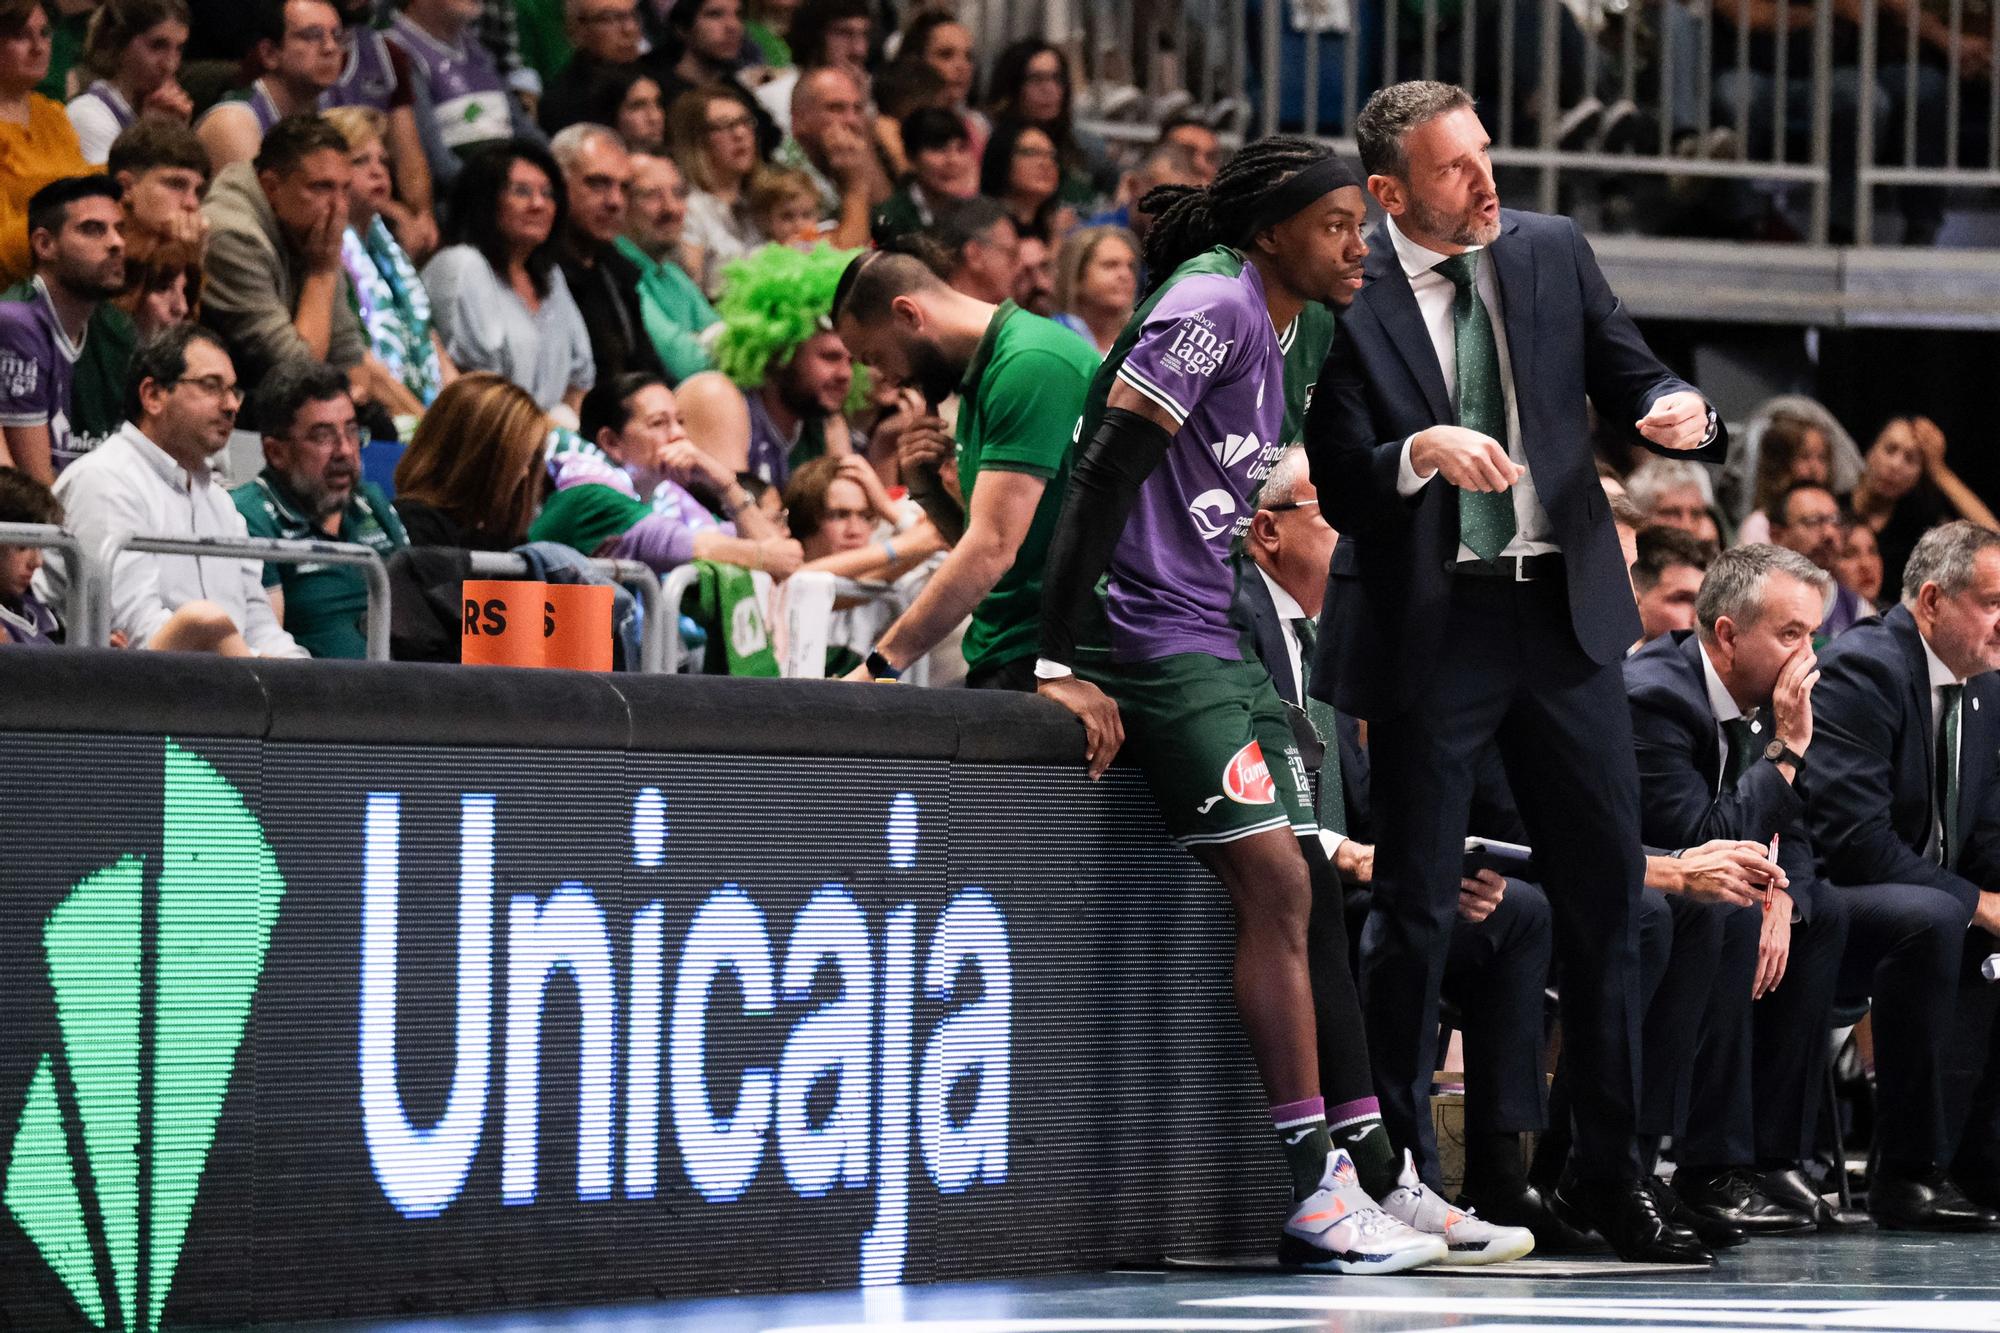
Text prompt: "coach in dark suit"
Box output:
[[1304, 80, 1725, 1264], [1624, 545, 1863, 1234], [1800, 521, 2000, 1230]]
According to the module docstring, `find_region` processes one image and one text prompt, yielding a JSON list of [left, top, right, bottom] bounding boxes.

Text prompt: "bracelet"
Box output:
[[880, 538, 897, 563]]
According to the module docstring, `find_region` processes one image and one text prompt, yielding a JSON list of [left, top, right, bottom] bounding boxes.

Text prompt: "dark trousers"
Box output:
[[1835, 881, 1967, 1171], [1943, 934, 2000, 1180], [1639, 896, 1745, 1144], [1362, 574, 1646, 1182]]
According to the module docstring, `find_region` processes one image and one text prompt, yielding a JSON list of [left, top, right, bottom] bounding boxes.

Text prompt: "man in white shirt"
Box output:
[[35, 326, 308, 657]]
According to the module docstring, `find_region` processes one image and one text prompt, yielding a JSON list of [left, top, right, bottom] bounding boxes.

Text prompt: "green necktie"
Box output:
[[1938, 684, 1964, 868], [1292, 616, 1347, 836], [1434, 251, 1516, 561], [1721, 714, 1762, 789]]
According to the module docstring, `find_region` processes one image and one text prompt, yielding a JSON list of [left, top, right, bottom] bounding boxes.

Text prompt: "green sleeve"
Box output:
[[231, 485, 286, 589], [527, 483, 652, 553], [972, 347, 1091, 479]]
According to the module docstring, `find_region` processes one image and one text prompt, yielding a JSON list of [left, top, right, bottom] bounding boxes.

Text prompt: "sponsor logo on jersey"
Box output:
[[0, 350, 39, 399], [1223, 741, 1276, 805], [1210, 432, 1263, 470], [1161, 314, 1233, 379], [1187, 488, 1238, 540]]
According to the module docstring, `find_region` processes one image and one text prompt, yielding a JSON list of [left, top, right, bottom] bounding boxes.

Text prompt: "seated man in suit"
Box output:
[[1626, 545, 1867, 1235], [1802, 520, 2000, 1230]]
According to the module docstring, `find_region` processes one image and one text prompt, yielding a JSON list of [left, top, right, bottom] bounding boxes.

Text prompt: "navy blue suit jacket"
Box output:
[[1799, 604, 2000, 918], [1625, 630, 1826, 922], [1303, 209, 1726, 719]]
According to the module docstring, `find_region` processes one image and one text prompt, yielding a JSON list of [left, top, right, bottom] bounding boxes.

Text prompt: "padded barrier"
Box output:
[[0, 653, 1286, 1327]]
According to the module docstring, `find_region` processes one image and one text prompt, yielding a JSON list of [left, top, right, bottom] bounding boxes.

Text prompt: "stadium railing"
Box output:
[[658, 564, 935, 683], [463, 549, 668, 673], [0, 521, 94, 645]]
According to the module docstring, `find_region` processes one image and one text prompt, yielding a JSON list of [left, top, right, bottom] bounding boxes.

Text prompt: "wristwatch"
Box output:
[[1763, 739, 1806, 772], [864, 649, 902, 682]]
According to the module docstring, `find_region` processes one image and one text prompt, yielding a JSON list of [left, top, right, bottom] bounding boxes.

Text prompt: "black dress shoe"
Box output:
[[1756, 1167, 1876, 1233], [1673, 1166, 1815, 1235], [1457, 1182, 1606, 1254], [1870, 1166, 2000, 1231], [1553, 1177, 1714, 1265], [1648, 1176, 1748, 1249]]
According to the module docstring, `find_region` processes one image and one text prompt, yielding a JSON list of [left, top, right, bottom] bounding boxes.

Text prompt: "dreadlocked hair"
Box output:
[[1139, 135, 1333, 295]]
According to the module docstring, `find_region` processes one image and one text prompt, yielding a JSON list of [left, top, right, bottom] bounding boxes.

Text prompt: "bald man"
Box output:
[[775, 66, 890, 248]]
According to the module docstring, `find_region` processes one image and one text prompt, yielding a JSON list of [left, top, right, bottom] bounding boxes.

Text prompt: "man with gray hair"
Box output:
[[1625, 544, 1867, 1236], [552, 122, 667, 385], [1802, 520, 2000, 1230], [1626, 457, 1717, 537]]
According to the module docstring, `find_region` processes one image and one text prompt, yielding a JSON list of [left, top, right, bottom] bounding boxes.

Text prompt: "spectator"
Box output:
[[1626, 456, 1718, 535], [747, 166, 821, 246], [322, 0, 439, 264], [1011, 222, 1055, 316], [233, 358, 406, 657], [983, 37, 1111, 201], [712, 240, 855, 485], [1086, 140, 1201, 248], [423, 138, 594, 421], [0, 465, 62, 643], [1158, 113, 1222, 185], [831, 247, 1097, 690], [0, 176, 126, 483], [668, 84, 767, 294], [1630, 525, 1711, 646], [1767, 480, 1866, 638], [386, 0, 541, 195], [1725, 393, 1865, 528], [200, 114, 367, 410], [196, 0, 345, 171], [65, 0, 192, 165], [753, 0, 869, 136], [1051, 223, 1137, 358], [1851, 415, 2000, 599], [106, 116, 207, 254], [1834, 515, 1884, 613], [323, 105, 453, 414], [620, 151, 718, 381], [0, 0, 93, 289], [655, 0, 772, 145], [550, 121, 665, 386], [391, 370, 549, 548], [531, 369, 801, 574], [896, 10, 984, 155], [537, 0, 645, 134], [906, 196, 1020, 304], [867, 54, 948, 180], [1738, 405, 1839, 544], [583, 62, 666, 152], [35, 325, 307, 655], [784, 451, 941, 579], [775, 65, 889, 248], [743, 0, 796, 68], [870, 105, 977, 243], [111, 225, 200, 337], [980, 119, 1071, 241]]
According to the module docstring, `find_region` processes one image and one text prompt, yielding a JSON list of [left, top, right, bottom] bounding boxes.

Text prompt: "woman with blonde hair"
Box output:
[[1052, 224, 1137, 358], [65, 0, 190, 162], [392, 372, 551, 551], [667, 83, 767, 294], [323, 103, 455, 415]]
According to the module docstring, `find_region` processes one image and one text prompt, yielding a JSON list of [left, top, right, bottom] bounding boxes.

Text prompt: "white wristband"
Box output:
[[1032, 658, 1074, 681]]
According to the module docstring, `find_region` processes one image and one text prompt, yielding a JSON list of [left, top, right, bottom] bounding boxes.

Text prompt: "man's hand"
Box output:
[[303, 199, 346, 275], [390, 207, 439, 264], [1637, 391, 1712, 451], [1672, 838, 1786, 907], [1334, 838, 1374, 885], [821, 122, 874, 188], [1771, 642, 1820, 757], [164, 205, 209, 251], [837, 453, 899, 522], [754, 536, 804, 579], [1410, 425, 1523, 492], [897, 413, 954, 477], [1458, 868, 1507, 924], [1038, 675, 1124, 779], [1754, 888, 1793, 998], [1974, 889, 2000, 937]]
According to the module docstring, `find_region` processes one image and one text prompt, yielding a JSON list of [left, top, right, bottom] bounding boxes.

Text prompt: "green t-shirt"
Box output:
[[0, 279, 134, 453], [527, 481, 652, 554], [955, 299, 1100, 675], [232, 471, 408, 659], [1281, 300, 1336, 449]]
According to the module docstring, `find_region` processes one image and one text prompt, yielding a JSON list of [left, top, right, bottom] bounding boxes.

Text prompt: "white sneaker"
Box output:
[[1279, 1149, 1450, 1273], [1379, 1150, 1536, 1265]]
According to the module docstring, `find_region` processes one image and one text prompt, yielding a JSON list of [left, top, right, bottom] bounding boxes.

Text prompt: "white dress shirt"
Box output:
[[1921, 630, 1966, 860], [34, 422, 306, 656], [1386, 216, 1558, 560], [1699, 638, 1758, 794]]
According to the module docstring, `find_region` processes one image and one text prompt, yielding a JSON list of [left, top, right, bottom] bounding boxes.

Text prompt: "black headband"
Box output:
[[1239, 154, 1362, 239]]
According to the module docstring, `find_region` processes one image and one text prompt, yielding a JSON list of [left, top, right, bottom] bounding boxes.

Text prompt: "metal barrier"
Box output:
[[80, 532, 392, 660], [464, 550, 667, 674], [1040, 0, 1846, 241], [1855, 0, 2000, 243], [656, 564, 933, 683], [0, 521, 93, 646]]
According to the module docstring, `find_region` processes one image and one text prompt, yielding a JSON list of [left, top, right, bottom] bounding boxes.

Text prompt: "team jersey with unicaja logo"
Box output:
[[1087, 246, 1293, 663]]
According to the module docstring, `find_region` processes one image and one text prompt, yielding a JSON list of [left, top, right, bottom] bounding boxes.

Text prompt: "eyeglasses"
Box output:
[[504, 181, 558, 203], [1013, 144, 1058, 161], [290, 422, 367, 450], [705, 113, 756, 136], [1263, 498, 1319, 513], [288, 24, 341, 45], [1781, 511, 1840, 530], [169, 374, 242, 402]]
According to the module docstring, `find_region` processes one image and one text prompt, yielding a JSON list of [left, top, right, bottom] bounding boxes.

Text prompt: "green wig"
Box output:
[[713, 242, 870, 414]]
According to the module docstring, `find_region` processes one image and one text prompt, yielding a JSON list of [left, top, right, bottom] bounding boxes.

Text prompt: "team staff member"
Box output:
[[1035, 135, 1528, 1271], [830, 247, 1097, 691], [1305, 80, 1726, 1265]]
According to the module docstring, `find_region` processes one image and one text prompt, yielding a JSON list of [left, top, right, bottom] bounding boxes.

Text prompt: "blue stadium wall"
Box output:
[[0, 653, 1284, 1329]]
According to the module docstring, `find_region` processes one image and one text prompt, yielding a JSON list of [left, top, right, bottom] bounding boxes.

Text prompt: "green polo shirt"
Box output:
[[232, 470, 408, 659], [955, 300, 1099, 675]]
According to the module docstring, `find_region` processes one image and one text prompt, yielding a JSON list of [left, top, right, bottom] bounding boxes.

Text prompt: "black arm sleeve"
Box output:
[[1036, 407, 1174, 667]]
